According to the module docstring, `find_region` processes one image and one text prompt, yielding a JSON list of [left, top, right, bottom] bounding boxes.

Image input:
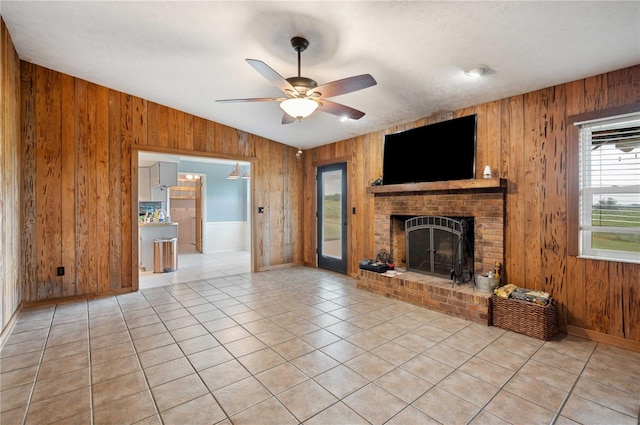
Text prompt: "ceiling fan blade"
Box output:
[[216, 97, 284, 103], [309, 74, 377, 98], [246, 59, 298, 95], [317, 100, 366, 120], [282, 113, 296, 125]]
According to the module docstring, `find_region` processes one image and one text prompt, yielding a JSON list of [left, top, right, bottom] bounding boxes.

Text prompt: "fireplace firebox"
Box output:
[[405, 216, 474, 282]]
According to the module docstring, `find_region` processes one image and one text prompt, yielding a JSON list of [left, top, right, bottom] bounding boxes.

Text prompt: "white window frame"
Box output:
[[575, 112, 640, 264]]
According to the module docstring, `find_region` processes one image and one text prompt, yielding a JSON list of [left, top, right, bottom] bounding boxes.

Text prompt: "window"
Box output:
[[575, 112, 640, 263]]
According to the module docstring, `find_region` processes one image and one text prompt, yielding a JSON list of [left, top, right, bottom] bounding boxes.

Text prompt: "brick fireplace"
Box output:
[[358, 179, 506, 325]]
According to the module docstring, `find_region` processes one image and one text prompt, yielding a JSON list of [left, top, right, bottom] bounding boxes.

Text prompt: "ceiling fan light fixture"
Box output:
[[464, 66, 488, 77], [280, 98, 319, 120]]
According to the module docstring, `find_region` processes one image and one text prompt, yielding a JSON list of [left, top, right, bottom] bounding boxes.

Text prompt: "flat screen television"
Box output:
[[382, 114, 477, 185]]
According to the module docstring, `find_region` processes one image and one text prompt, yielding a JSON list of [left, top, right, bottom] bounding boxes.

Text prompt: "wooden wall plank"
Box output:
[[60, 75, 76, 296], [36, 67, 63, 300], [20, 61, 37, 303], [522, 89, 543, 291], [95, 85, 110, 293], [120, 94, 133, 288], [108, 90, 123, 290]]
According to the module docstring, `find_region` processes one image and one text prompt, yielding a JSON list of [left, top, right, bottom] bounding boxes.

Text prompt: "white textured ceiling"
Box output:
[[2, 1, 639, 150]]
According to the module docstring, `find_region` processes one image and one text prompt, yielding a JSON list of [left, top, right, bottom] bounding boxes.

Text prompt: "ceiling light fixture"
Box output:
[[280, 98, 319, 121], [227, 162, 240, 180], [464, 66, 488, 78], [296, 148, 303, 161]]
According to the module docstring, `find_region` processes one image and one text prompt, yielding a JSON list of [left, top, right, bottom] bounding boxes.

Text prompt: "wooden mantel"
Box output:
[[366, 178, 506, 194]]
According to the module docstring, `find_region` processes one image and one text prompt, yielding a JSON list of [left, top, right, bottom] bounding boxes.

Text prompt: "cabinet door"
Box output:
[[150, 162, 177, 187], [138, 167, 151, 201], [150, 186, 167, 202]]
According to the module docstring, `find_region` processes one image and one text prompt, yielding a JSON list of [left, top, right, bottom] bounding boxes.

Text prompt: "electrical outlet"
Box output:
[[57, 266, 65, 276]]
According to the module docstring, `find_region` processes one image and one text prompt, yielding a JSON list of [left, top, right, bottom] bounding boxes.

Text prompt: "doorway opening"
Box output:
[[137, 151, 252, 288]]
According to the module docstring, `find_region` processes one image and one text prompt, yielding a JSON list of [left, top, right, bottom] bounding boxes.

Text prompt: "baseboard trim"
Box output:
[[566, 325, 640, 353], [0, 303, 24, 350]]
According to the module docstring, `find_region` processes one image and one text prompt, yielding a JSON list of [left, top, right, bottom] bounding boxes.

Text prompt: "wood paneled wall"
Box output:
[[304, 66, 640, 347], [1, 19, 22, 340], [19, 62, 303, 304], [0, 17, 22, 336]]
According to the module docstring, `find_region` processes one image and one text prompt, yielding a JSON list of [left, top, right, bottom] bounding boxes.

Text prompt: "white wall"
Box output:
[[205, 221, 249, 253]]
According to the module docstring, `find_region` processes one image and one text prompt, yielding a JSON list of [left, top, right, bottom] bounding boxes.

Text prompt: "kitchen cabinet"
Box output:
[[139, 166, 168, 202], [150, 162, 178, 187], [139, 167, 151, 201]]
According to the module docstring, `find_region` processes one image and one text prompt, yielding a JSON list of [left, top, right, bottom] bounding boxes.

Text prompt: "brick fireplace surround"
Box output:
[[358, 179, 506, 325]]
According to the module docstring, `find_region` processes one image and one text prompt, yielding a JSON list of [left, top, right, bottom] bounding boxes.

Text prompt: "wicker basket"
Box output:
[[491, 295, 558, 340]]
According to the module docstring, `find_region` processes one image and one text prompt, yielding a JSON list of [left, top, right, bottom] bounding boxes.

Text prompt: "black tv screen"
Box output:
[[382, 114, 477, 185]]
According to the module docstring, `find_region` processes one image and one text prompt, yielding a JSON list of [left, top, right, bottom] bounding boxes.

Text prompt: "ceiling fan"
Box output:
[[216, 36, 377, 124]]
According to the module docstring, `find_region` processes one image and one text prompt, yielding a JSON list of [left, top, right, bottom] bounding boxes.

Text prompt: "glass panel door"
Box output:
[[317, 163, 347, 273]]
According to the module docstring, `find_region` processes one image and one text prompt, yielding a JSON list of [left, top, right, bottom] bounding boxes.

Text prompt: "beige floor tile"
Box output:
[[1, 365, 38, 391], [370, 341, 418, 366], [91, 340, 136, 366], [484, 390, 556, 425], [161, 393, 227, 425], [238, 347, 286, 374], [399, 354, 454, 384], [304, 401, 370, 425], [230, 396, 298, 425], [37, 352, 88, 381], [0, 382, 33, 412], [213, 376, 271, 417], [572, 376, 640, 417], [413, 386, 481, 425], [138, 343, 184, 368], [345, 330, 389, 351], [423, 342, 473, 368], [144, 356, 195, 387], [300, 329, 342, 349], [0, 351, 42, 373], [291, 350, 340, 377], [30, 367, 90, 404], [198, 359, 251, 392], [224, 335, 268, 357], [376, 367, 433, 403], [344, 352, 395, 381], [277, 379, 338, 422], [458, 357, 515, 387], [392, 332, 437, 353], [176, 333, 219, 355], [41, 340, 88, 364], [518, 359, 578, 392], [90, 330, 131, 350], [241, 318, 279, 334], [128, 322, 167, 340], [531, 345, 589, 375], [24, 387, 90, 425], [91, 354, 141, 384], [441, 332, 492, 355], [188, 345, 233, 371], [488, 334, 542, 358], [151, 373, 209, 412], [468, 410, 512, 424], [437, 370, 500, 407], [561, 393, 639, 424], [385, 405, 441, 425], [475, 344, 529, 371], [314, 365, 369, 399], [212, 325, 251, 344], [580, 361, 640, 395], [412, 323, 454, 342], [255, 327, 296, 346], [319, 339, 366, 363], [504, 372, 568, 411], [343, 382, 407, 424], [92, 370, 149, 408], [92, 390, 157, 425], [132, 331, 175, 353], [168, 323, 209, 342], [256, 351, 308, 382]]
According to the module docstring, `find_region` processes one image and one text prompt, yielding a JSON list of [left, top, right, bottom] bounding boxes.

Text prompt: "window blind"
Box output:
[[576, 112, 640, 263]]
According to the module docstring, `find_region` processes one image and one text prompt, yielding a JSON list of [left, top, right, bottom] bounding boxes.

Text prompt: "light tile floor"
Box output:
[[1, 264, 639, 425]]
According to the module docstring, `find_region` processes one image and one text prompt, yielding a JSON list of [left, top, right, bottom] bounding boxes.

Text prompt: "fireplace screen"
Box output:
[[406, 216, 473, 281]]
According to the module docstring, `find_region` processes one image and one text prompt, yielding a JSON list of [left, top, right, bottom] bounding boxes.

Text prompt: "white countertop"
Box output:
[[139, 222, 178, 227]]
